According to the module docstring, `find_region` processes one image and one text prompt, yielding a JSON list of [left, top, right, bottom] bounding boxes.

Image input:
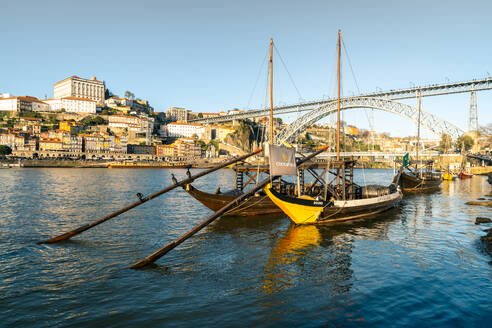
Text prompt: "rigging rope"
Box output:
[[246, 51, 268, 109]]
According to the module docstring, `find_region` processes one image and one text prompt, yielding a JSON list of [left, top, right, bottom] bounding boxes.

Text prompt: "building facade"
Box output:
[[43, 97, 97, 113], [105, 97, 154, 114], [53, 76, 105, 107], [165, 122, 204, 139], [166, 107, 189, 122], [0, 96, 49, 112]]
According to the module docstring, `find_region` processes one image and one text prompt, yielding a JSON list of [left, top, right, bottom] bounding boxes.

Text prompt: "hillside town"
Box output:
[[1, 75, 490, 166]]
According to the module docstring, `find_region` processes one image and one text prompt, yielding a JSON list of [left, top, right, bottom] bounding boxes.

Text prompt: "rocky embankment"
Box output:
[[473, 172, 492, 262]]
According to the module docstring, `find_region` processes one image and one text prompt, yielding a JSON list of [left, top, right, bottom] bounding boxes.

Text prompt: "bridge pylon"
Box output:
[[468, 84, 478, 132]]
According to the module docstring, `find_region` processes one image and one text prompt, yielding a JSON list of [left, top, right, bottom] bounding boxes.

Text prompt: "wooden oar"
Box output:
[[130, 145, 329, 269], [38, 148, 264, 244]]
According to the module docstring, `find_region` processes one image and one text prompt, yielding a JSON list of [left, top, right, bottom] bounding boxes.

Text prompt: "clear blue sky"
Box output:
[[1, 0, 491, 137]]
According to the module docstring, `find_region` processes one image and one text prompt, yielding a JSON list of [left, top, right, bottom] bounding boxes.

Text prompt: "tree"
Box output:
[[198, 113, 203, 118], [455, 135, 474, 152], [439, 133, 452, 153], [124, 91, 135, 100], [104, 86, 115, 99], [81, 116, 107, 126], [0, 145, 12, 155]]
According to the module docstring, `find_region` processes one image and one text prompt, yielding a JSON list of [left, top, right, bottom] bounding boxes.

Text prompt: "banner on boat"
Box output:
[[268, 144, 297, 176]]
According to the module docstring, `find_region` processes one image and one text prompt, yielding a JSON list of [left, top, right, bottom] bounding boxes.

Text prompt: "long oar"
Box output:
[[130, 145, 329, 269], [38, 148, 264, 244]]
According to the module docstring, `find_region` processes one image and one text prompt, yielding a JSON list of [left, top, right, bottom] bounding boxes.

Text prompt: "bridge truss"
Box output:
[[275, 97, 464, 142], [189, 78, 492, 136]]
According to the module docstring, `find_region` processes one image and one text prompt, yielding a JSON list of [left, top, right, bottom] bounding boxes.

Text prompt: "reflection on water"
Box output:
[[1, 169, 492, 327]]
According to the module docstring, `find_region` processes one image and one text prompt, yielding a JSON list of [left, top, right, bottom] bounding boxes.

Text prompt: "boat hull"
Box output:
[[264, 183, 403, 225], [442, 172, 454, 181], [401, 172, 442, 192], [185, 184, 282, 216], [459, 172, 473, 179]]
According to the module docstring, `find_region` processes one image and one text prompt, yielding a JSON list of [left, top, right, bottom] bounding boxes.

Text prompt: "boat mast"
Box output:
[[269, 38, 274, 145], [336, 30, 341, 160]]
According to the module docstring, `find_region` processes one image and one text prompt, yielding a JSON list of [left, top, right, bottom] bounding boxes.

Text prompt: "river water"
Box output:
[[1, 168, 491, 327]]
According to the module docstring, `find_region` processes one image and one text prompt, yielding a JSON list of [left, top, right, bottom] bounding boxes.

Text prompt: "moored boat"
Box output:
[[442, 170, 454, 180], [185, 183, 282, 216], [401, 171, 441, 191], [400, 160, 442, 192], [263, 31, 403, 225], [459, 170, 473, 179], [265, 159, 403, 224]]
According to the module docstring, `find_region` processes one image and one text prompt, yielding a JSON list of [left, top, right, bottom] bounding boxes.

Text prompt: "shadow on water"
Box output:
[[208, 213, 287, 233]]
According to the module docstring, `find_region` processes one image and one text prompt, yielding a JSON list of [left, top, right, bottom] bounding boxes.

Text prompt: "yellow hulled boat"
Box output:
[[442, 171, 454, 181]]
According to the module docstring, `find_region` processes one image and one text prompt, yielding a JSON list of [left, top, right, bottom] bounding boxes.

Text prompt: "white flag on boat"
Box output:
[[268, 144, 297, 176]]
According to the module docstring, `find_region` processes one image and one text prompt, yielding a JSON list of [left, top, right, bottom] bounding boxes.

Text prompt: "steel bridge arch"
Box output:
[[276, 97, 464, 143]]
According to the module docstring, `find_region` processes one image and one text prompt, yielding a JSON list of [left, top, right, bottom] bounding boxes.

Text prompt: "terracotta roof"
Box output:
[[168, 122, 203, 127], [20, 117, 42, 121], [40, 138, 62, 143]]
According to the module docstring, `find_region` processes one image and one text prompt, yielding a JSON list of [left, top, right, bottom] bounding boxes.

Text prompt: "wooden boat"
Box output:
[[400, 90, 441, 192], [185, 38, 287, 217], [400, 161, 442, 192], [185, 183, 282, 216], [459, 170, 473, 179], [442, 170, 454, 180], [264, 31, 402, 225], [265, 159, 403, 224]]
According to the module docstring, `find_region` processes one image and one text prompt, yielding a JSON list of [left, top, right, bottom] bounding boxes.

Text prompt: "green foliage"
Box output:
[[196, 140, 207, 150], [80, 116, 107, 126], [0, 145, 12, 155], [19, 111, 42, 118], [439, 133, 452, 153], [124, 91, 135, 99], [198, 113, 203, 118], [455, 135, 474, 152], [48, 115, 59, 125], [139, 141, 147, 145], [208, 140, 219, 151], [101, 109, 109, 115]]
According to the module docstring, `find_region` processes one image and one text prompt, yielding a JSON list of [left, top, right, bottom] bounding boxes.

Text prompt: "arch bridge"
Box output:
[[275, 97, 464, 143], [190, 77, 492, 136]]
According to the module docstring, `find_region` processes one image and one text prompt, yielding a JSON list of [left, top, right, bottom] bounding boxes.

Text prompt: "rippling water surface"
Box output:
[[1, 168, 491, 327]]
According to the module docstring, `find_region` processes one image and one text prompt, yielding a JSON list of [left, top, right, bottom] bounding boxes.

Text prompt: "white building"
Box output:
[[165, 122, 205, 139], [42, 97, 97, 114], [54, 75, 105, 107], [0, 96, 49, 112], [108, 114, 154, 134], [166, 107, 189, 122]]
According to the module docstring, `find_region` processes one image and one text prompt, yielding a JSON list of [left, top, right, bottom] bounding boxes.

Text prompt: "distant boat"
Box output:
[[442, 170, 454, 181], [459, 169, 473, 179], [401, 161, 442, 192], [400, 89, 441, 192]]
